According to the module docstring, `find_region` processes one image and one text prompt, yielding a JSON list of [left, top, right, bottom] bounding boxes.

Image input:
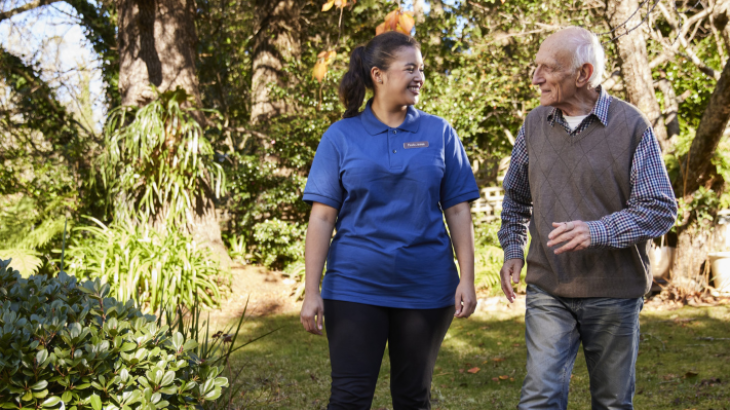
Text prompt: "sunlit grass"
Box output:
[[223, 304, 730, 409]]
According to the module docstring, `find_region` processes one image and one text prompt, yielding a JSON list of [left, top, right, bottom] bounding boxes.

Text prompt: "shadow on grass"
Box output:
[[226, 305, 730, 410]]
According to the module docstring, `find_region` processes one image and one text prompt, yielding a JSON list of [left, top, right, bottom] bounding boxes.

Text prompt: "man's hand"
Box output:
[[454, 281, 477, 318], [547, 221, 591, 254], [300, 293, 325, 336], [500, 259, 524, 303]]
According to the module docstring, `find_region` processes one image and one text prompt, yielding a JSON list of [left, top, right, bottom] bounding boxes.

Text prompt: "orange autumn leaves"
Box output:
[[321, 0, 348, 11], [376, 9, 415, 36], [313, 5, 416, 82], [313, 50, 337, 82]]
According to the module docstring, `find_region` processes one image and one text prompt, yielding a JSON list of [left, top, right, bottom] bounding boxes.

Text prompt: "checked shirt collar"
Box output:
[[546, 86, 612, 136]]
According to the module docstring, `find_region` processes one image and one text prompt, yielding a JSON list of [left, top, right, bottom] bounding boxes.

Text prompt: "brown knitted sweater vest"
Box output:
[[524, 98, 651, 298]]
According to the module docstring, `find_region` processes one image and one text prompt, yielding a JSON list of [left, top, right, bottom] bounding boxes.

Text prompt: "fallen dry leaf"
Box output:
[[492, 357, 506, 362], [499, 375, 509, 380], [467, 367, 480, 374]]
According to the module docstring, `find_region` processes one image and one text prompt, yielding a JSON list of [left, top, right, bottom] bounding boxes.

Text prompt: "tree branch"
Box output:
[[648, 11, 721, 80], [679, 57, 730, 197], [0, 0, 64, 22]]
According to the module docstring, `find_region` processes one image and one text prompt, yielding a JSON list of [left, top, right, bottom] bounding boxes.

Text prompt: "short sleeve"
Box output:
[[440, 126, 480, 210], [302, 132, 344, 209]]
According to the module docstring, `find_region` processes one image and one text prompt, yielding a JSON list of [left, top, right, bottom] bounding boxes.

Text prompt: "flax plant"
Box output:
[[64, 217, 226, 312]]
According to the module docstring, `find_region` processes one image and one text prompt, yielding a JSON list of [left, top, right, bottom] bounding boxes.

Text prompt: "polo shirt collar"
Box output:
[[360, 99, 421, 135], [547, 86, 612, 127]]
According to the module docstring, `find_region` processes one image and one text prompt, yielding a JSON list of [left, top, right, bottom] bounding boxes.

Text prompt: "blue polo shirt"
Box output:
[[303, 102, 480, 309]]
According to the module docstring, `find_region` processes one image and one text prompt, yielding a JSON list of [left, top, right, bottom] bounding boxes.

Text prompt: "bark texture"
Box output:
[[116, 0, 202, 107], [116, 0, 229, 266], [605, 0, 669, 151], [679, 57, 730, 197], [413, 0, 425, 23], [250, 0, 301, 124], [656, 78, 680, 147], [670, 228, 711, 296], [713, 0, 730, 58]]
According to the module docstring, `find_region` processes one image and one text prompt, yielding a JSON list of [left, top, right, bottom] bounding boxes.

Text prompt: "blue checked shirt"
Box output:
[[498, 88, 678, 262]]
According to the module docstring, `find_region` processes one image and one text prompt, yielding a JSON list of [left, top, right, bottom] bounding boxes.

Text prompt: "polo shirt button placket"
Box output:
[[392, 129, 397, 154]]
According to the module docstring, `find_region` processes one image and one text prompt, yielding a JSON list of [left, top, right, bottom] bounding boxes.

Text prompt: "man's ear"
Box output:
[[576, 63, 594, 88]]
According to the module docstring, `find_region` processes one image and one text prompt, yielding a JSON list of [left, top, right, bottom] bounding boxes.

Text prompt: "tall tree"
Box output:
[[250, 0, 301, 125], [116, 0, 202, 108], [605, 0, 669, 150], [114, 0, 229, 264]]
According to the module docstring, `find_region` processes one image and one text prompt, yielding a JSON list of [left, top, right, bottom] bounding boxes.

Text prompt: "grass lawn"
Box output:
[[225, 303, 730, 409]]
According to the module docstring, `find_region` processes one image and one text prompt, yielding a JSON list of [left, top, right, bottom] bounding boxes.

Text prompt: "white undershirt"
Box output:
[[563, 114, 589, 132]]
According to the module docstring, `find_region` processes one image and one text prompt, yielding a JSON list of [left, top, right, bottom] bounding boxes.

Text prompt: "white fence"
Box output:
[[471, 186, 504, 223]]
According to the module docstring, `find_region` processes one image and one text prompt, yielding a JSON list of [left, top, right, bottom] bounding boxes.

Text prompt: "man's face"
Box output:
[[531, 37, 578, 109]]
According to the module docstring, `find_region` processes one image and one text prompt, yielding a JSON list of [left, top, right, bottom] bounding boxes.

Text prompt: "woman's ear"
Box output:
[[371, 66, 383, 85]]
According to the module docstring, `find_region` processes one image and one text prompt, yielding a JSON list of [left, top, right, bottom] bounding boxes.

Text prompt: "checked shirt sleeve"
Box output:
[[585, 127, 678, 248], [498, 125, 532, 262]]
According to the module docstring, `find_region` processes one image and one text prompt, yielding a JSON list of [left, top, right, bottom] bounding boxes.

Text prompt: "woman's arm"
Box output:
[[300, 202, 338, 335], [444, 201, 477, 318]]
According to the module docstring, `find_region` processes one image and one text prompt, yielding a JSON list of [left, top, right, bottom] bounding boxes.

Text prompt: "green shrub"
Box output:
[[0, 259, 228, 410], [251, 218, 305, 270], [64, 218, 228, 313], [0, 195, 70, 278], [474, 219, 528, 294]]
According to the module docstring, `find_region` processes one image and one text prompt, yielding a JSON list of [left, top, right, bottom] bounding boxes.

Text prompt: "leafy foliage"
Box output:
[[0, 259, 229, 410], [98, 88, 225, 226], [64, 218, 227, 312], [252, 218, 306, 269], [0, 196, 70, 278]]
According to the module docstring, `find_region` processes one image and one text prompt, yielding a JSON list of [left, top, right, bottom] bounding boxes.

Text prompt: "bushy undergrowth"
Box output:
[[64, 218, 228, 313], [0, 259, 228, 410], [251, 218, 306, 270]]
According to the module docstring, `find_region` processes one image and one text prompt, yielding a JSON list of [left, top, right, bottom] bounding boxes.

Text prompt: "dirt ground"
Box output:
[[203, 264, 730, 324], [204, 264, 528, 323]]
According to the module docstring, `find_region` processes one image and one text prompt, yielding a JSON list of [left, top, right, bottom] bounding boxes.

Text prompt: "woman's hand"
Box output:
[[300, 293, 325, 335], [454, 281, 477, 318]]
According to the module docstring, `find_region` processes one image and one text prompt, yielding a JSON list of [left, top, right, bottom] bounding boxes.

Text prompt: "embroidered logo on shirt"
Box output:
[[403, 141, 429, 149]]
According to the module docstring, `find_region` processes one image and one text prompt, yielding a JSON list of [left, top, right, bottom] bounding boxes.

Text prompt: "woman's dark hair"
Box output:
[[339, 31, 421, 118]]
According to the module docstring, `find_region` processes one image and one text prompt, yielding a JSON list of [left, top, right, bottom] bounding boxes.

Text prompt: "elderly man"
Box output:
[[498, 26, 677, 410]]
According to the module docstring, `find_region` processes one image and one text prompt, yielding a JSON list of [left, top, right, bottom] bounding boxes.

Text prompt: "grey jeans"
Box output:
[[518, 284, 643, 410]]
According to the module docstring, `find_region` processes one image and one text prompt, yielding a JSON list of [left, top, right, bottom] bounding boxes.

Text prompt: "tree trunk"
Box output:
[[117, 0, 202, 108], [116, 0, 230, 266], [250, 0, 301, 125], [655, 78, 680, 148], [413, 0, 425, 23], [713, 0, 730, 64], [678, 57, 730, 198], [670, 227, 711, 298], [605, 0, 669, 151]]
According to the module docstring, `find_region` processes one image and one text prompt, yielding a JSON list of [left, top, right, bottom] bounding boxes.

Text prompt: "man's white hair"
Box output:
[[562, 26, 605, 89]]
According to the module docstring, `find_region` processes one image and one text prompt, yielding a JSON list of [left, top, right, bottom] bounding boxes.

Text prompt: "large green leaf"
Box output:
[[0, 251, 42, 278]]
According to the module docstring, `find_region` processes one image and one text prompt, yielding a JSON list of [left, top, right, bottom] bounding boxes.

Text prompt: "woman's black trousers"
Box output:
[[323, 299, 454, 410]]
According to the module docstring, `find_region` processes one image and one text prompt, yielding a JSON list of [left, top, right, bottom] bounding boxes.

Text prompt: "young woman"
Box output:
[[300, 31, 479, 410]]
